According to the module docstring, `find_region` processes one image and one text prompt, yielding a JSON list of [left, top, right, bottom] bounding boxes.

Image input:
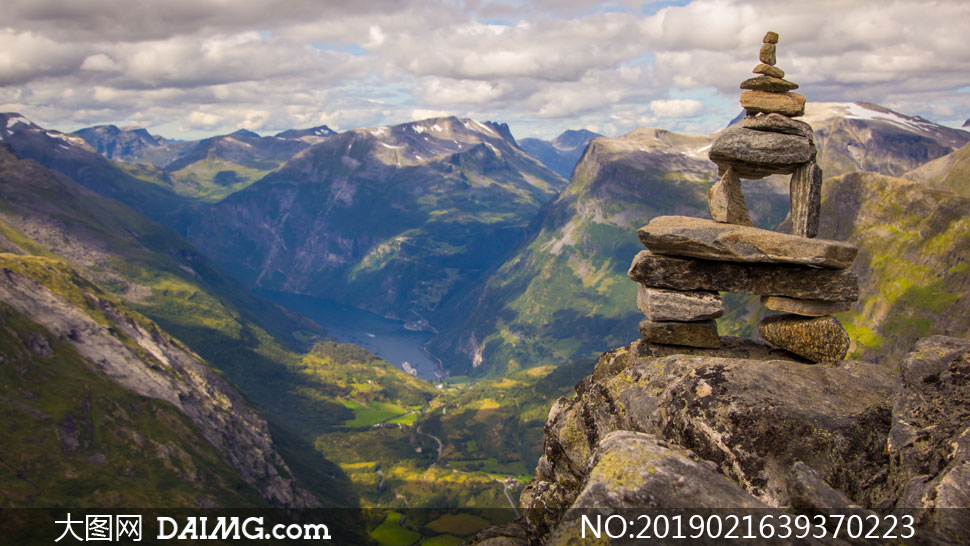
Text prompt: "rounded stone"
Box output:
[[760, 43, 777, 65], [753, 63, 785, 78], [764, 31, 779, 44], [758, 314, 850, 363]]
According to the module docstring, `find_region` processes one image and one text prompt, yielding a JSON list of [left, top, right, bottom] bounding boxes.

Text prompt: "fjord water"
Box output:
[[258, 290, 442, 381]]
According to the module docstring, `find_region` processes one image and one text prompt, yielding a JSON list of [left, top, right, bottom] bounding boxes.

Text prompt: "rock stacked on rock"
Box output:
[[626, 32, 857, 363], [709, 31, 822, 239]]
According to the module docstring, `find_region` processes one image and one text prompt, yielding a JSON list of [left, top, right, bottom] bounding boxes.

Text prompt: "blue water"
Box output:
[[257, 290, 441, 381]]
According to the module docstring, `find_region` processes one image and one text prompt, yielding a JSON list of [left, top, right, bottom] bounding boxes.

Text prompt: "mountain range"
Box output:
[[2, 100, 968, 540]]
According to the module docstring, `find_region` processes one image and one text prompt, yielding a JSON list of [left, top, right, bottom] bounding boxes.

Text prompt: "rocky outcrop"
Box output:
[[469, 336, 970, 544]]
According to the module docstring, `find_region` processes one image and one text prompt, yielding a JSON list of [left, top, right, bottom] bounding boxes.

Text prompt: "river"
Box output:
[[257, 290, 442, 381]]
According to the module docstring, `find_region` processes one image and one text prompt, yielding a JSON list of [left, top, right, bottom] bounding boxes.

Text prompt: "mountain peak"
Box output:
[[275, 125, 336, 139], [963, 118, 969, 128], [1, 112, 42, 135], [230, 128, 260, 138], [551, 129, 602, 149]]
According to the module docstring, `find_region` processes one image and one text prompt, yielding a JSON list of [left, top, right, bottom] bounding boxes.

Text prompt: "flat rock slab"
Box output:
[[639, 319, 720, 349], [637, 285, 723, 321], [761, 295, 851, 316], [709, 125, 814, 178], [638, 215, 859, 269], [741, 75, 799, 92], [741, 90, 806, 117], [629, 250, 860, 301], [740, 112, 814, 139], [758, 313, 850, 363]]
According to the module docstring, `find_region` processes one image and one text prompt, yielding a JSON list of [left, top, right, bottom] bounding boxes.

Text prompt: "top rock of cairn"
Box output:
[[740, 32, 805, 117]]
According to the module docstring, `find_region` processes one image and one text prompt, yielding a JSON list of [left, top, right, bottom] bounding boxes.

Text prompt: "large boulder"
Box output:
[[709, 125, 814, 178], [521, 341, 898, 535]]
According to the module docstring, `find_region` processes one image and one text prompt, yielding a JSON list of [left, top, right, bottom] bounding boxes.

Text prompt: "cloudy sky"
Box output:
[[2, 0, 968, 140]]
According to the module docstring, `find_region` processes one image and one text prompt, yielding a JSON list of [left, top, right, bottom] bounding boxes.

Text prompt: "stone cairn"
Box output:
[[627, 31, 858, 363]]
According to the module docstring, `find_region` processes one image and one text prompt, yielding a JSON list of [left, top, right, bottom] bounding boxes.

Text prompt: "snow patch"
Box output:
[[4, 115, 30, 129], [412, 124, 426, 134], [432, 124, 443, 132], [379, 142, 402, 149], [370, 126, 388, 137], [471, 119, 497, 135]]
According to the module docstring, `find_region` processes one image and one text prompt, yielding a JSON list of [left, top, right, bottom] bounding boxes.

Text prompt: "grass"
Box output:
[[341, 399, 410, 428], [370, 511, 421, 546]]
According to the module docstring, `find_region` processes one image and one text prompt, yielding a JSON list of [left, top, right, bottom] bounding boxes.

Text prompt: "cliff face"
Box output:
[[470, 336, 970, 544]]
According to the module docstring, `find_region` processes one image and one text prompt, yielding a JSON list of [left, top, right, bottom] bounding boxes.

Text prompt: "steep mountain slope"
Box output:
[[72, 124, 191, 166], [0, 113, 189, 223], [163, 129, 311, 200], [429, 128, 792, 374], [0, 252, 315, 508], [0, 145, 371, 508], [905, 140, 970, 197], [184, 116, 567, 327], [800, 102, 970, 177], [520, 129, 602, 179], [819, 171, 970, 362]]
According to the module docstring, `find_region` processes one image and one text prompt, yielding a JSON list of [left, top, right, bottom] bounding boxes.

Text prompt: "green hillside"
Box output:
[[819, 172, 970, 362]]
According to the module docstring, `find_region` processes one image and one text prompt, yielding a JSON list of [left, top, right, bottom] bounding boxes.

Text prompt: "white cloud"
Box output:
[[649, 98, 703, 118], [0, 0, 967, 140]]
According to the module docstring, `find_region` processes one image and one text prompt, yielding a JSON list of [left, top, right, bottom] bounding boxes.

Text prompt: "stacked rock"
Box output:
[[627, 31, 858, 363]]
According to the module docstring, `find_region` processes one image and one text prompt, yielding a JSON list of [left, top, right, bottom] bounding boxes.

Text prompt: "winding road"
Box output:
[[416, 425, 443, 465]]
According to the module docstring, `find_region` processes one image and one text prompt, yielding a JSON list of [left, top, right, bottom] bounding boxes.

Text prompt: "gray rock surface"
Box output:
[[638, 318, 720, 348], [710, 125, 815, 178], [545, 431, 771, 546], [629, 250, 861, 301], [759, 313, 851, 363], [588, 337, 804, 385], [761, 295, 851, 316], [637, 216, 859, 269], [791, 160, 823, 237], [521, 346, 898, 539], [708, 166, 754, 225], [889, 336, 970, 542], [637, 285, 723, 321]]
